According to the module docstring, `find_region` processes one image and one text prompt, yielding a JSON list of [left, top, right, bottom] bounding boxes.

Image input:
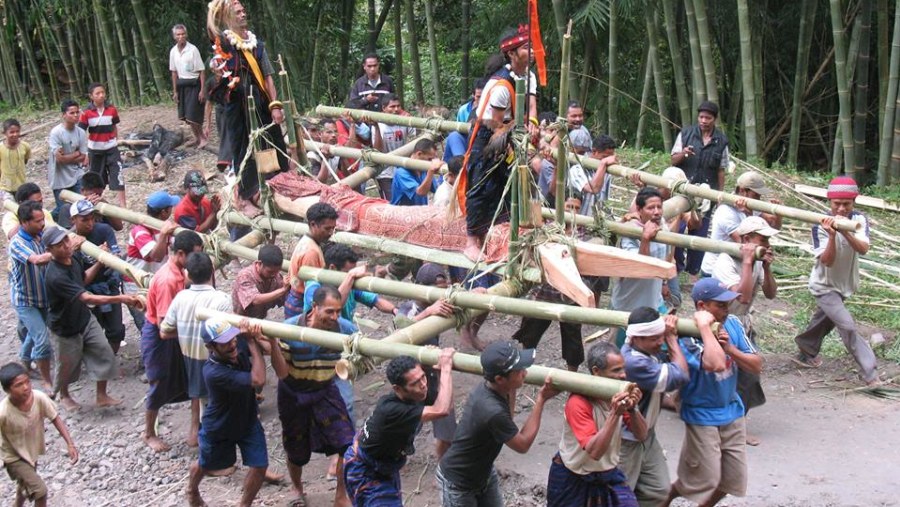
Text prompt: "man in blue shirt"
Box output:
[[455, 78, 486, 123], [663, 278, 762, 507], [186, 318, 288, 507], [390, 138, 442, 206], [303, 243, 397, 320]]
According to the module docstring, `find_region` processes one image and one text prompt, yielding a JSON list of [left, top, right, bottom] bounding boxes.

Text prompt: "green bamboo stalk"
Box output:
[[878, 0, 900, 185], [635, 44, 652, 150], [852, 0, 873, 176], [110, 1, 137, 103], [608, 1, 618, 138], [788, 0, 818, 168], [662, 0, 693, 125], [196, 307, 632, 401], [737, 0, 758, 158], [316, 105, 469, 133], [92, 0, 123, 105], [423, 0, 442, 106], [830, 0, 856, 175], [683, 0, 706, 109], [563, 154, 861, 232], [877, 0, 890, 140], [555, 23, 572, 225], [129, 0, 166, 97], [338, 133, 432, 189], [393, 0, 405, 104], [405, 0, 425, 106], [692, 0, 718, 103], [890, 92, 900, 180], [646, 9, 673, 149]]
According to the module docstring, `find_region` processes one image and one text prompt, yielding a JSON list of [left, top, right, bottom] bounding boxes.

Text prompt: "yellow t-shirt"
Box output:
[[0, 390, 58, 466], [0, 141, 31, 193]]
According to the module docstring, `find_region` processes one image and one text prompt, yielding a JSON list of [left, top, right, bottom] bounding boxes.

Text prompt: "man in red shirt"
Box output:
[[174, 170, 221, 232], [140, 230, 204, 452], [78, 83, 126, 208]]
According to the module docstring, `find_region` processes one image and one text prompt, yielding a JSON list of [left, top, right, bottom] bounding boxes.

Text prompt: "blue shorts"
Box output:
[[198, 418, 268, 471]]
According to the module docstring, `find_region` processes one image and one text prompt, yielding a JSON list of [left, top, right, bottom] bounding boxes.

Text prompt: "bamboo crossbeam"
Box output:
[[315, 105, 471, 134], [307, 140, 441, 173], [538, 207, 763, 259], [195, 307, 632, 401], [3, 200, 152, 289], [565, 153, 859, 232], [338, 133, 435, 189], [222, 212, 542, 283]]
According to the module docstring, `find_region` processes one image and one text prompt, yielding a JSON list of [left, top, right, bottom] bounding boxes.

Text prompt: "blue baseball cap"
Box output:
[[201, 319, 240, 345], [691, 277, 740, 303], [146, 190, 181, 209]]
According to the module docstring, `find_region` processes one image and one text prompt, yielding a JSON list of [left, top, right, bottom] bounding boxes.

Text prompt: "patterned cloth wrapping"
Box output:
[[267, 172, 511, 262]]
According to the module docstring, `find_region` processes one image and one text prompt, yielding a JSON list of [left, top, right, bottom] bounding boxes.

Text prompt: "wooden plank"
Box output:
[[574, 242, 677, 279], [794, 184, 900, 212], [538, 243, 595, 308]]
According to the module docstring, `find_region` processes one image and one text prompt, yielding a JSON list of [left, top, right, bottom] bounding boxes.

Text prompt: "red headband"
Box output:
[[500, 24, 530, 52]]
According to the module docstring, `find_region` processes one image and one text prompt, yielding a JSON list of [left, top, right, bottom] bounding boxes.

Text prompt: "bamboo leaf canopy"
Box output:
[[195, 307, 633, 401]]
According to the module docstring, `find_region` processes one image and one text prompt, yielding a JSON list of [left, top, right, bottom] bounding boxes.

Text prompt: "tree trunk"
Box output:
[[830, 0, 856, 176], [40, 2, 76, 94], [551, 0, 567, 45], [878, 0, 900, 185], [579, 29, 598, 107], [636, 40, 653, 150], [36, 15, 60, 105], [262, 0, 302, 106], [424, 0, 442, 106], [736, 0, 757, 158], [648, 10, 673, 149], [752, 5, 766, 155], [10, 1, 49, 107], [684, 0, 707, 108], [890, 95, 900, 180], [0, 17, 21, 106], [789, 0, 818, 168], [339, 0, 356, 86], [131, 28, 147, 103], [461, 0, 470, 101], [66, 6, 88, 84], [93, 0, 124, 105], [393, 1, 405, 104], [877, 0, 889, 139], [608, 0, 618, 138], [692, 0, 718, 104], [662, 0, 693, 125], [111, 1, 138, 103], [130, 0, 166, 98], [310, 3, 326, 104], [405, 0, 425, 106], [853, 0, 872, 178], [367, 0, 377, 53]]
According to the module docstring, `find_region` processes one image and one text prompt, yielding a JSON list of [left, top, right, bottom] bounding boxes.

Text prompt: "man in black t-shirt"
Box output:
[[42, 226, 140, 411], [344, 350, 455, 506], [437, 340, 560, 507]]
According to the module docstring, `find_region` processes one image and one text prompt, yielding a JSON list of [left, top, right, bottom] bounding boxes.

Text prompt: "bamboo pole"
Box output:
[[338, 133, 435, 189], [2, 201, 152, 289], [195, 307, 632, 401], [564, 154, 860, 232], [555, 22, 572, 225], [222, 211, 542, 282], [315, 106, 470, 134], [663, 195, 694, 220], [307, 140, 441, 173]]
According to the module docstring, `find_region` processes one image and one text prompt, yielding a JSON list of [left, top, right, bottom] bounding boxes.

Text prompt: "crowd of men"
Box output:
[[0, 3, 883, 506]]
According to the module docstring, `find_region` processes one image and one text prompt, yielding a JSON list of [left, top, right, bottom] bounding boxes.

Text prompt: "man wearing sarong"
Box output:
[[437, 340, 559, 506], [619, 308, 688, 507], [140, 230, 203, 452], [169, 24, 206, 148], [207, 0, 288, 202], [460, 25, 538, 261], [279, 285, 356, 507], [663, 278, 762, 507], [546, 342, 645, 507], [344, 351, 455, 506]]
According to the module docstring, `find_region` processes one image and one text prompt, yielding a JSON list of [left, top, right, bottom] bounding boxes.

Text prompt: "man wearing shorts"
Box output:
[[186, 318, 288, 507], [663, 278, 762, 507]]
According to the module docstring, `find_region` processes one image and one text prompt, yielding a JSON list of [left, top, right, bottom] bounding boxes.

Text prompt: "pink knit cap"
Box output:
[[826, 176, 859, 199]]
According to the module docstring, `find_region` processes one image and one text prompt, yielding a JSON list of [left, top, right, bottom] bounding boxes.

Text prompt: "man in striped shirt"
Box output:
[[7, 201, 54, 392], [78, 83, 126, 208]]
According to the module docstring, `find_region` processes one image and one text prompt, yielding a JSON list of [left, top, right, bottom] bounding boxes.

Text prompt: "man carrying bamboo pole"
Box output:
[[343, 351, 455, 506], [304, 244, 398, 320], [141, 230, 204, 452], [792, 177, 879, 386], [546, 341, 644, 506], [232, 244, 289, 320], [372, 94, 415, 200], [286, 202, 338, 317], [437, 340, 559, 506], [619, 307, 688, 507], [279, 285, 356, 507], [670, 101, 729, 276]]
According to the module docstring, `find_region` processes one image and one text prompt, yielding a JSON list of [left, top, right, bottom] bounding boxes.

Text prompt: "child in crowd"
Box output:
[[78, 83, 126, 208], [0, 362, 78, 507]]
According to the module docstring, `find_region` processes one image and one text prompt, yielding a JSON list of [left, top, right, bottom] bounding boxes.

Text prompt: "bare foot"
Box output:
[[143, 435, 171, 453], [459, 323, 486, 351], [186, 488, 207, 507], [198, 139, 208, 150], [462, 245, 483, 262], [96, 394, 123, 407], [264, 469, 284, 484], [746, 433, 761, 446], [60, 396, 81, 412], [206, 466, 236, 477]]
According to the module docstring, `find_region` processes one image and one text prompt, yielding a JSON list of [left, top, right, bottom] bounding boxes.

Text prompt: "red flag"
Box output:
[[529, 0, 548, 86]]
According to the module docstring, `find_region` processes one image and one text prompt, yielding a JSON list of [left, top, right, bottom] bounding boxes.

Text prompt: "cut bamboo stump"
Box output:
[[195, 307, 632, 401]]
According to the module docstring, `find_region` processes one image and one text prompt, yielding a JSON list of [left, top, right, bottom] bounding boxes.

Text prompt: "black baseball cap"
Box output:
[[481, 340, 535, 378]]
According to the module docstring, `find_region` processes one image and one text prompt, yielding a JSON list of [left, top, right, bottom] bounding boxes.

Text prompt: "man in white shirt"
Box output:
[[169, 24, 206, 148]]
